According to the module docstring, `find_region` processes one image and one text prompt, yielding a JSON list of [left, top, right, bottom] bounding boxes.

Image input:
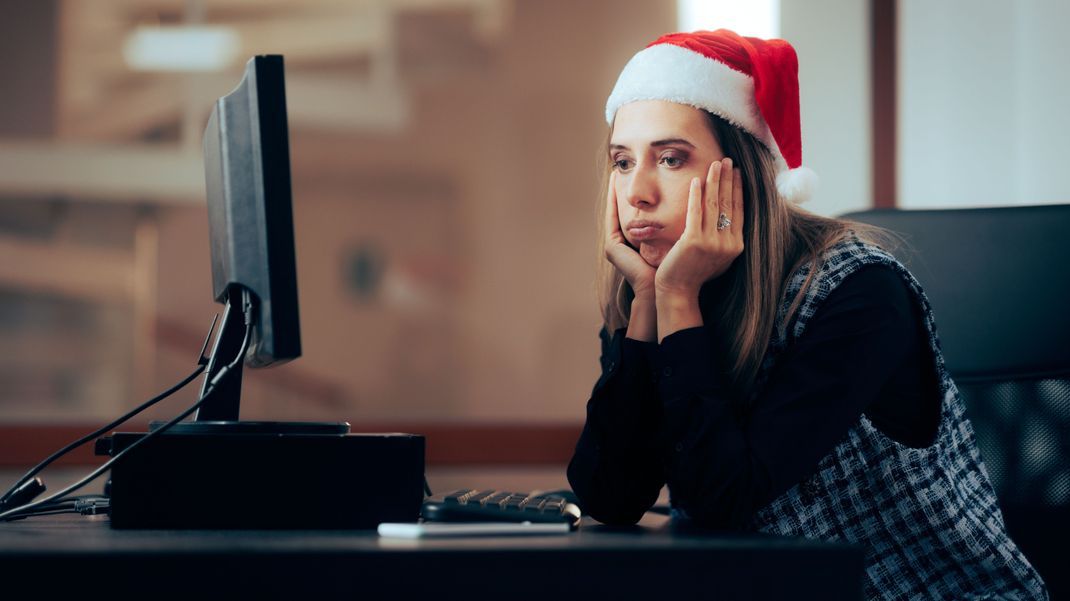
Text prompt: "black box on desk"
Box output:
[[99, 431, 424, 529]]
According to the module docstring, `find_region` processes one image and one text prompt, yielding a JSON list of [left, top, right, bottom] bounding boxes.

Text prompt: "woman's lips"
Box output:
[[626, 221, 664, 241]]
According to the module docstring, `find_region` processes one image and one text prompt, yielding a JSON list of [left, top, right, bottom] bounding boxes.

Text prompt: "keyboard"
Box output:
[[422, 489, 582, 529]]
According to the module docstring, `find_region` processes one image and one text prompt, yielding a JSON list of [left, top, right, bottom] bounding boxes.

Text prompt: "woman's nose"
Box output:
[[624, 162, 659, 208]]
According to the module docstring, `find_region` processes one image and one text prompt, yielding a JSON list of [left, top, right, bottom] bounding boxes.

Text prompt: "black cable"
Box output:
[[0, 365, 204, 510], [16, 494, 105, 512], [6, 509, 79, 520], [0, 324, 250, 522], [0, 306, 252, 523], [0, 315, 219, 510], [5, 496, 109, 521], [0, 477, 46, 512]]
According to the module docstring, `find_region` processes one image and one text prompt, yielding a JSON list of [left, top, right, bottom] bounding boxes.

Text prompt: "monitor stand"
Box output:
[[165, 286, 349, 437]]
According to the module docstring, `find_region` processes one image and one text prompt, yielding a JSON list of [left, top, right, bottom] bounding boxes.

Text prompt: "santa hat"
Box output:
[[605, 29, 818, 204]]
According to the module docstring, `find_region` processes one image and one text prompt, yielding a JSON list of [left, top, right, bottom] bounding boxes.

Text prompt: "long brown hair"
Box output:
[[595, 111, 898, 398]]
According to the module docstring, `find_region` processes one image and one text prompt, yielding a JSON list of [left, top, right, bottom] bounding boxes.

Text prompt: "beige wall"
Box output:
[[899, 0, 1070, 208], [780, 0, 872, 218], [141, 1, 676, 425]]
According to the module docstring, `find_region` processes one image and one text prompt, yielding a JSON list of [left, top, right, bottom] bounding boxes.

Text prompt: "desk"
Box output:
[[0, 514, 864, 599]]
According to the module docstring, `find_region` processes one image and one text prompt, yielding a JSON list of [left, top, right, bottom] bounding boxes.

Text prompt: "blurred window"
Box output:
[[677, 0, 780, 38]]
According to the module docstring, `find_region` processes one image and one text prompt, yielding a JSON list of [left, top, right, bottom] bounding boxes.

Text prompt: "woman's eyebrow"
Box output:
[[650, 138, 696, 148], [608, 138, 696, 152]]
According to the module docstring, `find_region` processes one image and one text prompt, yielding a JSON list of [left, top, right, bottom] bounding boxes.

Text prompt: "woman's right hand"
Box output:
[[604, 171, 656, 301]]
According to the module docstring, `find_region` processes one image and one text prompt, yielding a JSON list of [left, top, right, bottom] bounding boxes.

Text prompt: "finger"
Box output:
[[704, 160, 720, 233], [604, 171, 620, 239], [684, 176, 702, 236], [718, 157, 734, 229], [732, 167, 744, 238]]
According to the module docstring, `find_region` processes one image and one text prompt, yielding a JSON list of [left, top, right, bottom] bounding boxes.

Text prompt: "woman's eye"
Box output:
[[660, 155, 684, 167], [612, 159, 633, 171]]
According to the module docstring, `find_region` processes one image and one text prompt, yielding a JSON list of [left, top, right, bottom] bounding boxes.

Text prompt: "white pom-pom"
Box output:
[[776, 166, 819, 204]]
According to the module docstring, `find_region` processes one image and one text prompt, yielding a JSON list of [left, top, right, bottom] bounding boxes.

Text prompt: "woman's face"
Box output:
[[609, 100, 725, 268]]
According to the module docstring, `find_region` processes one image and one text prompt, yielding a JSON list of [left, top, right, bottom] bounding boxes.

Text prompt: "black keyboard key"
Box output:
[[465, 490, 494, 505], [444, 489, 474, 504], [482, 492, 510, 507], [420, 489, 582, 530], [542, 499, 565, 513]]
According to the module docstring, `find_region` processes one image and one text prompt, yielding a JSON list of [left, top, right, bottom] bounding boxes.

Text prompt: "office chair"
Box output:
[[841, 204, 1070, 600]]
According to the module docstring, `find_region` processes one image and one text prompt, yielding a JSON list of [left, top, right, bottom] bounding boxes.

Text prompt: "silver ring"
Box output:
[[717, 213, 732, 231]]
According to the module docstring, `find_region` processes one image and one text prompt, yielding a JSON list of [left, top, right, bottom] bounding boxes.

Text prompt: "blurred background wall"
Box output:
[[1, 0, 1067, 487], [0, 0, 675, 430], [898, 0, 1070, 208]]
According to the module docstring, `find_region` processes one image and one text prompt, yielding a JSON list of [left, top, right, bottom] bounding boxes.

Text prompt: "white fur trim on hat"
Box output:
[[606, 43, 818, 205], [776, 166, 818, 204], [605, 44, 779, 162]]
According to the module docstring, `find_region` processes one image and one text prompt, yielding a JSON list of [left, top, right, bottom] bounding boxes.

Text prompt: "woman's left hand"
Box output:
[[654, 158, 745, 298]]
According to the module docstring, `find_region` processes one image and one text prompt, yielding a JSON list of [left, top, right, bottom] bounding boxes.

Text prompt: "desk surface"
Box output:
[[0, 514, 865, 599]]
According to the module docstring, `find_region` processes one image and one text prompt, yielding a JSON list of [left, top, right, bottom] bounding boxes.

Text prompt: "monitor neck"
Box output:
[[195, 287, 248, 421]]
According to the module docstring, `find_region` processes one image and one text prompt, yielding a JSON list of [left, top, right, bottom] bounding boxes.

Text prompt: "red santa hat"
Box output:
[[605, 29, 818, 204]]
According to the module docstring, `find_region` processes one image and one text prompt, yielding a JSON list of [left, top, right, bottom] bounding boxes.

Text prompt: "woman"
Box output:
[[566, 29, 1047, 600]]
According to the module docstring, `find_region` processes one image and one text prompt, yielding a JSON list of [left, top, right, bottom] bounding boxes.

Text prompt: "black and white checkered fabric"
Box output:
[[746, 235, 1048, 600]]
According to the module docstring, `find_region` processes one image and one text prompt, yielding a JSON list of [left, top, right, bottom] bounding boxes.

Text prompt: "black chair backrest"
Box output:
[[842, 205, 1070, 599]]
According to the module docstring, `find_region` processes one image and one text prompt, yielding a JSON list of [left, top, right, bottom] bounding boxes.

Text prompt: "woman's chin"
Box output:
[[639, 243, 666, 268]]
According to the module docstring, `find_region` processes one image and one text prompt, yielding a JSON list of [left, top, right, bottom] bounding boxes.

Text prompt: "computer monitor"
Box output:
[[204, 54, 301, 369], [193, 55, 306, 424], [181, 54, 346, 436]]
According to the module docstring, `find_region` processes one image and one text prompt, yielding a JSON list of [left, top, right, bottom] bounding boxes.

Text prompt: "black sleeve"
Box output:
[[566, 327, 666, 525], [652, 264, 922, 528]]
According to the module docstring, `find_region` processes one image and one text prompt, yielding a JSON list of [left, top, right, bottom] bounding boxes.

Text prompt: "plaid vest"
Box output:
[[745, 236, 1048, 600]]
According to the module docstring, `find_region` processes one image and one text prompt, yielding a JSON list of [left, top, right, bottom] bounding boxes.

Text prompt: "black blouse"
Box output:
[[566, 264, 942, 527]]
